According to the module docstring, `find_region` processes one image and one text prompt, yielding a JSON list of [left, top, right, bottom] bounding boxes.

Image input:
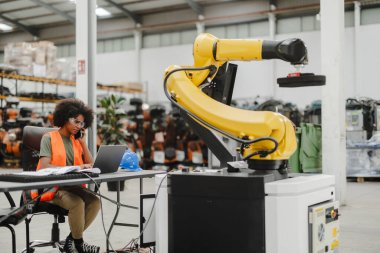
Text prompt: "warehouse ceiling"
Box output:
[[0, 0, 377, 47]]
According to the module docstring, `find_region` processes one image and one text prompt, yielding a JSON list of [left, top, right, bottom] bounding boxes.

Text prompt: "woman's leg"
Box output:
[[64, 186, 101, 231], [51, 189, 85, 239]]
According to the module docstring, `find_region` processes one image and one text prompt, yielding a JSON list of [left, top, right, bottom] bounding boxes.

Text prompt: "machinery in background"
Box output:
[[125, 98, 145, 161], [0, 97, 44, 167], [148, 104, 172, 166], [255, 99, 302, 127], [375, 102, 380, 135], [147, 104, 208, 169], [303, 100, 321, 125], [345, 98, 380, 177], [234, 98, 302, 127], [346, 98, 377, 143], [156, 33, 337, 253]]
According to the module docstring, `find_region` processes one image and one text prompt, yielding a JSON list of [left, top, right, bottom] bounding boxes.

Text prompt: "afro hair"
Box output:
[[53, 98, 94, 128]]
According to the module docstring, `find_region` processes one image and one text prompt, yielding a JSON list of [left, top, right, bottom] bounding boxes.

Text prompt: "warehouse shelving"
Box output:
[[0, 72, 74, 104], [0, 72, 145, 107]]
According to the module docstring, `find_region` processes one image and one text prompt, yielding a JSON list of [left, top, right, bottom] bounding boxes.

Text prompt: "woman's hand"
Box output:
[[78, 129, 87, 145], [80, 163, 93, 169]]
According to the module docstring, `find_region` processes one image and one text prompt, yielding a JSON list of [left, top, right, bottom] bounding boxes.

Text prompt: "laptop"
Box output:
[[93, 145, 128, 174]]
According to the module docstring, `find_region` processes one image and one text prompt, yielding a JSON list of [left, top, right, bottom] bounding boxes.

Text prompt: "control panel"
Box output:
[[309, 201, 340, 253], [346, 109, 364, 131]]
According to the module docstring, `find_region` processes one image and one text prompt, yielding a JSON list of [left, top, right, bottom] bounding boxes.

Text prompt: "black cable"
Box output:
[[80, 173, 167, 253], [79, 172, 116, 253], [83, 188, 137, 210], [121, 174, 168, 252], [239, 136, 279, 160], [163, 66, 279, 155]]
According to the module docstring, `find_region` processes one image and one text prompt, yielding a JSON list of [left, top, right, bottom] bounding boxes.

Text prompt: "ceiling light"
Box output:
[[96, 7, 111, 17], [68, 0, 76, 3], [0, 23, 12, 31]]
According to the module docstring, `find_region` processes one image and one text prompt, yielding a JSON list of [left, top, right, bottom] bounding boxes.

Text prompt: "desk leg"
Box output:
[[106, 180, 121, 253], [140, 178, 143, 194]]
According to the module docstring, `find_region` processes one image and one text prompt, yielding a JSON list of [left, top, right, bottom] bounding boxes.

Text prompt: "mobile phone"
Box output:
[[74, 129, 84, 139]]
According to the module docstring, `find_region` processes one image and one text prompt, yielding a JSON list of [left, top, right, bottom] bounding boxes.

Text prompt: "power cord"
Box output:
[[81, 173, 168, 253], [163, 66, 279, 157], [119, 174, 168, 252], [79, 172, 117, 253]]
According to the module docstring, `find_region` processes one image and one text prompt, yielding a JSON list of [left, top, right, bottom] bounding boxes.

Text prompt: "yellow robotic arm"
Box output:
[[164, 33, 313, 169]]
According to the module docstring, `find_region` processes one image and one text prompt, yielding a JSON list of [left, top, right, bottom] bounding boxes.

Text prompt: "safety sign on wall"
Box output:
[[78, 59, 86, 75]]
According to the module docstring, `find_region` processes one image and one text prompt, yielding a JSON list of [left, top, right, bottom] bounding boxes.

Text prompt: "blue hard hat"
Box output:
[[120, 150, 142, 171]]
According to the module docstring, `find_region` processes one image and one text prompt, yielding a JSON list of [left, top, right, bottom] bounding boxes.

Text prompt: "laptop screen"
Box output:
[[93, 145, 127, 173]]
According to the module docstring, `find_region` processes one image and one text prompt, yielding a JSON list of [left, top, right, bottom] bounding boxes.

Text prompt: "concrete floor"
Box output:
[[0, 170, 379, 253]]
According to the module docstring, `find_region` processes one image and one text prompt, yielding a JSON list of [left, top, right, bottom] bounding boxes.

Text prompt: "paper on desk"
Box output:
[[15, 166, 101, 176], [16, 166, 80, 176]]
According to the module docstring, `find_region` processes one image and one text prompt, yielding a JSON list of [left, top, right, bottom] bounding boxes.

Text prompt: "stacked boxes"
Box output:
[[4, 42, 34, 75], [4, 41, 57, 78], [55, 58, 76, 81]]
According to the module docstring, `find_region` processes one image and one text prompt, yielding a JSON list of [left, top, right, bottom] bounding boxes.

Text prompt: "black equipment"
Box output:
[[202, 62, 237, 105], [168, 169, 285, 253], [277, 73, 326, 87]]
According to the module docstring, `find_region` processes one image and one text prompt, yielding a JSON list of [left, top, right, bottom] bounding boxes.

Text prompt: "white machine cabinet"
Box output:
[[265, 174, 339, 253]]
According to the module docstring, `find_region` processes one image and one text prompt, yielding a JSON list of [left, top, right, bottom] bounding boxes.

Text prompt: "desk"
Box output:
[[0, 170, 165, 252]]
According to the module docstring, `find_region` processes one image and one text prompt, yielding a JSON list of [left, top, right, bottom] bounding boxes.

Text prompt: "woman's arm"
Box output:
[[38, 156, 55, 169], [38, 135, 55, 169]]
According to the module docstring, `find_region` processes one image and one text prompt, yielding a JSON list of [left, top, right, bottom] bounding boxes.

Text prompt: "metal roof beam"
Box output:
[[185, 0, 204, 15], [103, 0, 141, 24], [0, 13, 39, 37], [29, 0, 75, 24]]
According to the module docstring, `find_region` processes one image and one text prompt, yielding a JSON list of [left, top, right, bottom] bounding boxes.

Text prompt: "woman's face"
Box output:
[[65, 114, 85, 135]]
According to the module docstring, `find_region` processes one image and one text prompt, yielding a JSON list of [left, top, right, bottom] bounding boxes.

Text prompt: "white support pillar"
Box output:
[[354, 1, 361, 97], [134, 30, 142, 83], [321, 0, 346, 204], [268, 5, 276, 98], [196, 15, 205, 34], [76, 0, 97, 156]]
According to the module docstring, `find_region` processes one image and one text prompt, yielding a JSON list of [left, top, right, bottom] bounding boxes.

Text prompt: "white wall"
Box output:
[[356, 24, 380, 97], [94, 23, 380, 109], [97, 51, 138, 83], [141, 44, 193, 103]]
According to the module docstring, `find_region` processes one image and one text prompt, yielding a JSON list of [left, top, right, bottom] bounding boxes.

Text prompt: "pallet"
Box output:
[[347, 176, 380, 183], [356, 177, 365, 183]]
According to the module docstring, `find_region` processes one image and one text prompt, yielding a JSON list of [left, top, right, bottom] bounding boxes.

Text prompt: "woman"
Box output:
[[38, 98, 100, 253]]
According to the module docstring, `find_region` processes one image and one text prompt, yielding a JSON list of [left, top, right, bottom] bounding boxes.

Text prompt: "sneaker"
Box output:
[[76, 241, 100, 253], [64, 236, 79, 253]]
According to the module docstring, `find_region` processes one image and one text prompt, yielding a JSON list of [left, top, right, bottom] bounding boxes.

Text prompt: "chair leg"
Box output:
[[22, 215, 65, 252], [3, 224, 16, 253], [25, 217, 31, 253], [52, 216, 60, 244]]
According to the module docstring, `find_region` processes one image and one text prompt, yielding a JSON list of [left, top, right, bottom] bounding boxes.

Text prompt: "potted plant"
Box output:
[[98, 94, 129, 191]]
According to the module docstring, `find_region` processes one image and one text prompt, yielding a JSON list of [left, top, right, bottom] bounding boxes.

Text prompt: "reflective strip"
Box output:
[[30, 186, 59, 202]]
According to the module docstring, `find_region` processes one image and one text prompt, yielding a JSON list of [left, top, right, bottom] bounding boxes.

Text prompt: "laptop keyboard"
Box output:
[[0, 172, 99, 183]]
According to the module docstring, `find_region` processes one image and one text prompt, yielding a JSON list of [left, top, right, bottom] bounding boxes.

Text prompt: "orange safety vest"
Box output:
[[31, 131, 84, 202]]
